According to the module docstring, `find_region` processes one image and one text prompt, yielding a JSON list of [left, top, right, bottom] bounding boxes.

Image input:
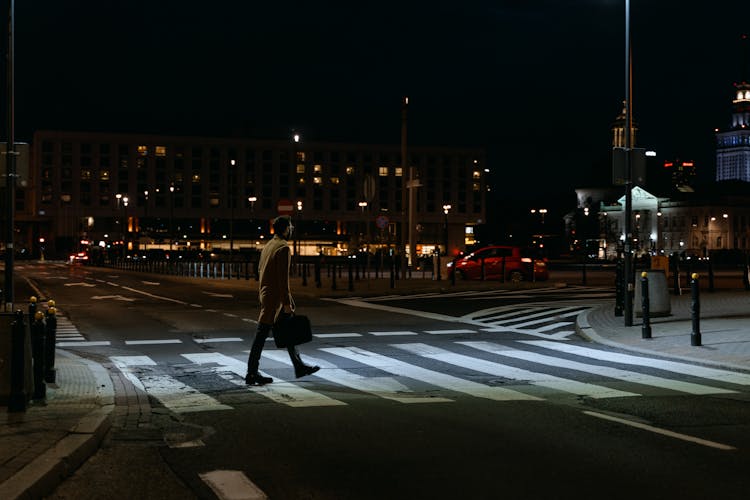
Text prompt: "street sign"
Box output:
[[277, 198, 294, 215], [376, 215, 389, 229]]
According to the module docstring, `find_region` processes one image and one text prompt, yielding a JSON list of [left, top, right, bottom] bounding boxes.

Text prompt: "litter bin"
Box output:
[[635, 269, 671, 317]]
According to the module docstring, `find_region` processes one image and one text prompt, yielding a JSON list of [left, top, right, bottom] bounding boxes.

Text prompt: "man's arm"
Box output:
[[278, 246, 293, 312]]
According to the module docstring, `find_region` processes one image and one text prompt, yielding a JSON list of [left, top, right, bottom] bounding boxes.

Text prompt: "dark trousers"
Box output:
[[247, 322, 304, 374]]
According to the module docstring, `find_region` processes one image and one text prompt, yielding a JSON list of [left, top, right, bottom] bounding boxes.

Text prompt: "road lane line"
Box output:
[[125, 339, 183, 345], [57, 341, 111, 347], [522, 340, 750, 386], [369, 331, 419, 336], [320, 346, 540, 401], [462, 341, 737, 395], [262, 350, 453, 404], [199, 470, 268, 500], [193, 337, 244, 343], [424, 329, 476, 334], [313, 333, 362, 338], [583, 411, 737, 451], [182, 352, 347, 407], [395, 343, 638, 399]]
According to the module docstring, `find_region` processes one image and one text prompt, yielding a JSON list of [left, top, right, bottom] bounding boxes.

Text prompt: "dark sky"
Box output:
[[5, 0, 750, 205]]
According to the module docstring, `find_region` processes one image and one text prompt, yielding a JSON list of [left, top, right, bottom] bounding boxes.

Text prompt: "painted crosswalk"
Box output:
[[105, 340, 749, 414]]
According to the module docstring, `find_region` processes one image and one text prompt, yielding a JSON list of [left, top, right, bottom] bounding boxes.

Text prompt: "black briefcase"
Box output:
[[273, 314, 313, 348]]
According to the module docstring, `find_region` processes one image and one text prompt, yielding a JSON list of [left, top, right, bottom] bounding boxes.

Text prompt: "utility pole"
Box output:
[[4, 0, 17, 310], [623, 0, 634, 326], [400, 97, 408, 279]]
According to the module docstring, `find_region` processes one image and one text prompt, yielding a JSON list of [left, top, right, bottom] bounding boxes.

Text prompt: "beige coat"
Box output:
[[257, 235, 293, 324]]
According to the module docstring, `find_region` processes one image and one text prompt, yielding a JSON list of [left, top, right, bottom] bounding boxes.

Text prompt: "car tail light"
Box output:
[[521, 257, 532, 263]]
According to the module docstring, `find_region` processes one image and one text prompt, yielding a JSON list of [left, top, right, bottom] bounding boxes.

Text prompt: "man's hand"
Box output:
[[282, 304, 293, 314]]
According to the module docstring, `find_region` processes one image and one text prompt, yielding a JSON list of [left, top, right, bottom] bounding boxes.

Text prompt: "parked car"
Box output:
[[447, 245, 549, 282]]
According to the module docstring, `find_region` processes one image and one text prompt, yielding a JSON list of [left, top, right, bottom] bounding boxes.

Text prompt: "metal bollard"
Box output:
[[31, 311, 47, 401], [641, 272, 652, 339], [44, 304, 58, 383], [29, 296, 37, 323], [348, 260, 354, 291], [690, 273, 701, 346], [8, 310, 28, 412]]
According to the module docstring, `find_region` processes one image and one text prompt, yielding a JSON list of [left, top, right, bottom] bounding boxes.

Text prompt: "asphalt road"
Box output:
[[13, 262, 749, 499]]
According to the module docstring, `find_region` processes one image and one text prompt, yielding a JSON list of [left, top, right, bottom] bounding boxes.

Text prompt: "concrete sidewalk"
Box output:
[[0, 351, 114, 499], [578, 290, 750, 371], [1, 277, 749, 499]]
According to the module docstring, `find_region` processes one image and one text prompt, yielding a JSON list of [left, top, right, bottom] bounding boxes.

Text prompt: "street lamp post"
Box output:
[[248, 195, 257, 240], [296, 200, 303, 276], [169, 185, 175, 251], [623, 0, 635, 326], [229, 159, 235, 260], [442, 204, 451, 256]]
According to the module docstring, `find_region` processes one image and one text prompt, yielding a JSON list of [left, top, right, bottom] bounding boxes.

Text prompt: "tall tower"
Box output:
[[716, 35, 750, 182], [611, 101, 638, 148]]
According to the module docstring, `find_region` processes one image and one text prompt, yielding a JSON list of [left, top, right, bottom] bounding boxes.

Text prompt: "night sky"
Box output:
[[5, 1, 750, 208]]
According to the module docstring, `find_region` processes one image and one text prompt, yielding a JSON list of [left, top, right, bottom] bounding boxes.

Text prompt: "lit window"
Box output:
[[473, 171, 481, 179], [395, 167, 403, 177], [313, 177, 322, 184], [379, 167, 389, 176], [210, 198, 219, 207], [298, 177, 306, 185], [330, 177, 340, 184], [81, 170, 92, 180], [155, 146, 167, 157], [137, 145, 148, 156], [297, 164, 305, 174], [192, 173, 201, 183], [296, 151, 306, 162], [346, 166, 355, 175], [314, 164, 322, 173], [100, 170, 110, 181], [473, 182, 480, 191]]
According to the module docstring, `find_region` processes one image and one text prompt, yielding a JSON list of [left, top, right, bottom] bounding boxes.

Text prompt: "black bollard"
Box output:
[[641, 272, 652, 339], [614, 258, 624, 316], [690, 273, 701, 346], [8, 310, 28, 412], [29, 296, 38, 324], [348, 259, 354, 292], [31, 311, 47, 401], [44, 305, 58, 383]]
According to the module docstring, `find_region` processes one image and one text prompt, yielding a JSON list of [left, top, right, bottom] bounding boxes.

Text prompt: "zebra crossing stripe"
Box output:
[[262, 350, 453, 404], [424, 329, 476, 335], [57, 341, 110, 347], [369, 331, 419, 336], [460, 341, 737, 395], [110, 355, 233, 413], [181, 352, 347, 407], [394, 343, 638, 399], [313, 333, 362, 338], [320, 346, 540, 401], [523, 340, 750, 386]]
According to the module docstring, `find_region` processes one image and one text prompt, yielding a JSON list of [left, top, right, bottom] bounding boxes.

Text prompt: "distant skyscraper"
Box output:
[[716, 35, 750, 182]]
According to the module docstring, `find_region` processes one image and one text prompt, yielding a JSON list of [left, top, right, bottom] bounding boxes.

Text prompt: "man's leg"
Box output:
[[288, 345, 320, 378], [246, 323, 273, 384]]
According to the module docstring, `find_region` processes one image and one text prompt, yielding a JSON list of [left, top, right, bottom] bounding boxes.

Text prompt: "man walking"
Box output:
[[246, 215, 319, 385]]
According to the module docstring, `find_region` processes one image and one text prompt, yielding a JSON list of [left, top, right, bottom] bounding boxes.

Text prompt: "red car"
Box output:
[[447, 245, 549, 282]]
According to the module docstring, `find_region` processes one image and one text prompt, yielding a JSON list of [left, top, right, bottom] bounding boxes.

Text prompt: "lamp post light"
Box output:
[[622, 0, 635, 326], [442, 204, 452, 256], [123, 196, 129, 253], [296, 200, 303, 276], [248, 195, 257, 240]]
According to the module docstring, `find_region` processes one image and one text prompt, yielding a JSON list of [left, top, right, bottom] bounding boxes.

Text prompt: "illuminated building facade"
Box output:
[[27, 131, 487, 259]]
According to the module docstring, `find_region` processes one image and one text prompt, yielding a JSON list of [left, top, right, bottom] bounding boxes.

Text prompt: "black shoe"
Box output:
[[295, 365, 320, 378], [245, 373, 273, 385]]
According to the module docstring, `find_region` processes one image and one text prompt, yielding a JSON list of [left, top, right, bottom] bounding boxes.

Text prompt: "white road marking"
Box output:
[[125, 339, 183, 345], [63, 282, 96, 287], [110, 355, 232, 413], [424, 329, 476, 334], [199, 470, 268, 500], [523, 340, 750, 386], [90, 295, 136, 302], [193, 337, 244, 343], [583, 411, 737, 451], [369, 331, 419, 336], [395, 343, 637, 399], [182, 352, 346, 407], [57, 341, 111, 347], [262, 350, 453, 404], [461, 341, 737, 395], [313, 333, 362, 338], [141, 281, 160, 285], [321, 346, 540, 401], [203, 291, 234, 298]]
